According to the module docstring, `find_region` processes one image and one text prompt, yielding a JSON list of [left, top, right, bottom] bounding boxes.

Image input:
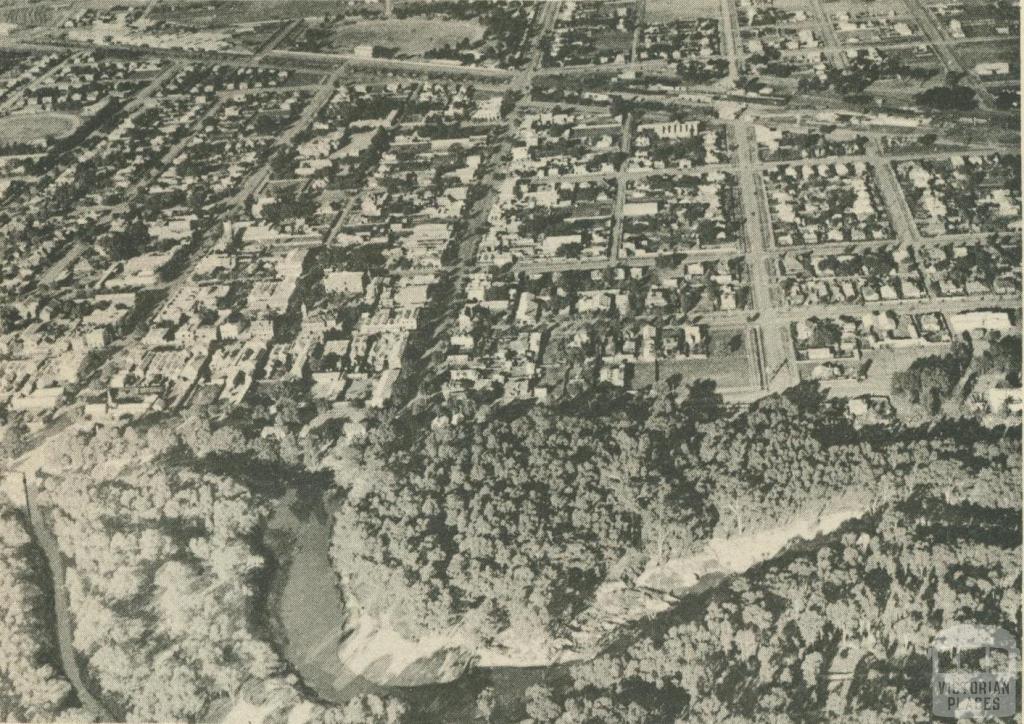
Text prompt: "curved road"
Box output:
[[22, 477, 115, 721]]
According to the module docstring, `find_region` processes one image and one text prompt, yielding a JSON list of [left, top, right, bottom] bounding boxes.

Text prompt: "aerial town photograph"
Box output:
[[0, 0, 1019, 722]]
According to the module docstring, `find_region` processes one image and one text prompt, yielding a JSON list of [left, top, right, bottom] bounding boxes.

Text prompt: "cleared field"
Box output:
[[654, 327, 755, 391], [327, 18, 484, 56], [798, 343, 953, 398], [0, 3, 60, 26], [151, 0, 369, 26], [645, 0, 720, 24], [0, 112, 78, 144], [962, 41, 1020, 73]]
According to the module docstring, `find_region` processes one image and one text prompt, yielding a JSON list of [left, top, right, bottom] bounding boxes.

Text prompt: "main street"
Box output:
[[734, 122, 797, 390], [719, 0, 742, 85], [690, 293, 1022, 329], [609, 111, 634, 262]]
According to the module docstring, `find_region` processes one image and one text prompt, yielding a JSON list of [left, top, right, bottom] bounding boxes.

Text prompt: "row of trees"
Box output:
[[0, 499, 83, 722]]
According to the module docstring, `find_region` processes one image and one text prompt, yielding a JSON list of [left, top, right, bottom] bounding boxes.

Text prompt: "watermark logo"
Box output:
[[932, 623, 1019, 719]]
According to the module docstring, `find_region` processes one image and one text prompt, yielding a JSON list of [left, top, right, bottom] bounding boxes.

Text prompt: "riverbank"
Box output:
[[636, 508, 863, 593], [334, 508, 865, 683], [259, 488, 579, 722], [260, 485, 865, 722], [261, 488, 369, 702]]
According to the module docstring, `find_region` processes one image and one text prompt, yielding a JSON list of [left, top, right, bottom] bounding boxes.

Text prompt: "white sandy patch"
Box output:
[[220, 694, 284, 724], [338, 611, 477, 684], [638, 509, 862, 592], [286, 700, 316, 724], [338, 509, 867, 679]]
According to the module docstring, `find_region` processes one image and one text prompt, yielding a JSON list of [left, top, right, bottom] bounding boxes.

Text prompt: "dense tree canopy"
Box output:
[[33, 413, 405, 723], [916, 84, 978, 111], [332, 381, 1022, 652], [17, 376, 1018, 722], [335, 402, 647, 642], [38, 425, 278, 721], [522, 477, 1021, 723]]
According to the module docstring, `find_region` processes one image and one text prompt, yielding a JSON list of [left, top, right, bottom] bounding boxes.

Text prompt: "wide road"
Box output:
[[807, 0, 848, 69], [719, 0, 742, 85], [734, 123, 796, 391], [630, 0, 645, 64], [609, 112, 634, 262], [514, 0, 561, 88], [253, 18, 302, 62], [867, 137, 923, 246], [689, 293, 1022, 328]]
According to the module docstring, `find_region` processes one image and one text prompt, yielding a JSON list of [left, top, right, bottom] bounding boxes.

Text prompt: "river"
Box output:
[[22, 477, 116, 721], [262, 487, 861, 722], [261, 489, 571, 723]]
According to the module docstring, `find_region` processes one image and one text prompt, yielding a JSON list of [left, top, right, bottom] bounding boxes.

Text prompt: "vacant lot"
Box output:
[[645, 0, 719, 24], [0, 112, 78, 144], [656, 327, 755, 391], [0, 2, 59, 26], [798, 343, 954, 398], [327, 17, 484, 56], [151, 0, 371, 26]]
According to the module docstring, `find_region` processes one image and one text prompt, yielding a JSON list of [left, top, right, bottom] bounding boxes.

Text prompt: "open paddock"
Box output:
[[150, 0, 380, 26], [654, 327, 756, 391], [307, 17, 484, 57], [798, 342, 954, 398], [0, 111, 78, 146], [644, 0, 720, 24]]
